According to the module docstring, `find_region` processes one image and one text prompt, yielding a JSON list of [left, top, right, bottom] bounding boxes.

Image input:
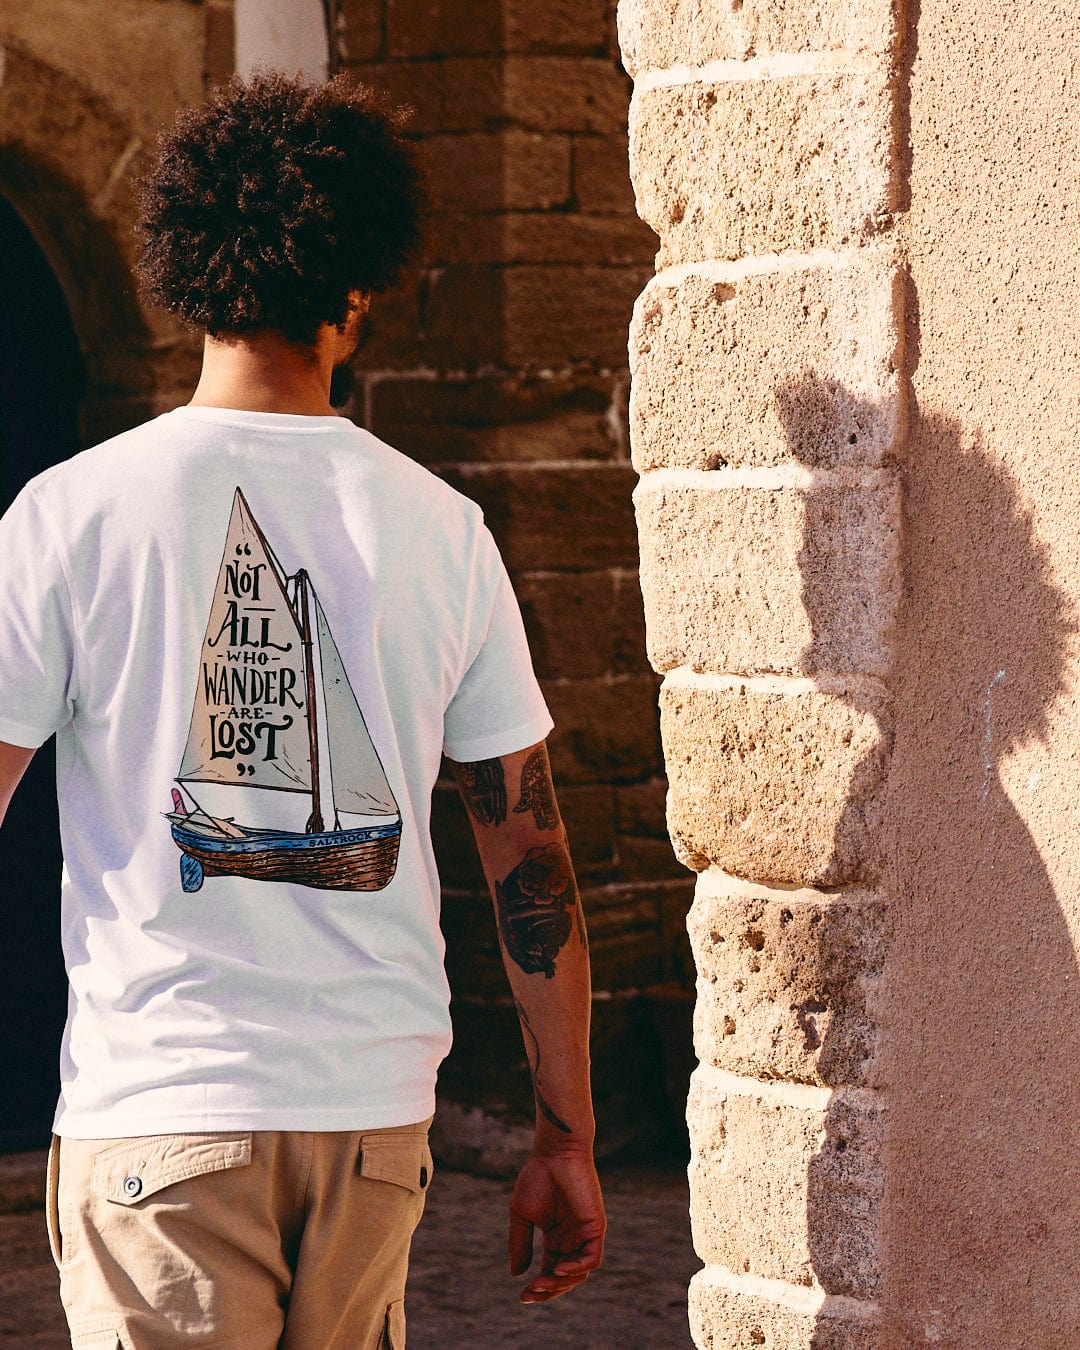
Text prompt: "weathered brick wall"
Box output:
[[620, 0, 902, 1342], [335, 0, 694, 1163]]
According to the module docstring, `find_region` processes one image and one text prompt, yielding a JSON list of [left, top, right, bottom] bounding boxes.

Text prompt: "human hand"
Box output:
[[508, 1148, 606, 1304]]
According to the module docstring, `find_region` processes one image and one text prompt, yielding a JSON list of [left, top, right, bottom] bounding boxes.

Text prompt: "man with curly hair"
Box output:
[[0, 73, 604, 1347]]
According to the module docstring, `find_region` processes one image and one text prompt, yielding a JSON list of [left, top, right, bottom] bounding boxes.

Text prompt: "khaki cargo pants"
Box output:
[[47, 1122, 433, 1349]]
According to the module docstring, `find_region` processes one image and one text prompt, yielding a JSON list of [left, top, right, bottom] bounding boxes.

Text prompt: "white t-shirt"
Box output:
[[0, 406, 552, 1136]]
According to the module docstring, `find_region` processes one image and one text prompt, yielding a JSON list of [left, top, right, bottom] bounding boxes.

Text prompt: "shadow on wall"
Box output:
[[778, 374, 1080, 1346]]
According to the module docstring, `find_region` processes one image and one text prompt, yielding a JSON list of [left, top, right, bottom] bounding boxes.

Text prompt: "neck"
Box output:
[[189, 330, 339, 416]]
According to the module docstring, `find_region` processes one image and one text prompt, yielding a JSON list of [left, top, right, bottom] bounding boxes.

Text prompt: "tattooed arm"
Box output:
[[449, 740, 605, 1305]]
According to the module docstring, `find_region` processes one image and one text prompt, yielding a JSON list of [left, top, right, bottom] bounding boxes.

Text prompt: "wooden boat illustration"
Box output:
[[167, 488, 401, 893]]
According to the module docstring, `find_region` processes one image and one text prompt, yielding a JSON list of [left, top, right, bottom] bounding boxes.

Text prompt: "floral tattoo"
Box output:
[[495, 842, 576, 979]]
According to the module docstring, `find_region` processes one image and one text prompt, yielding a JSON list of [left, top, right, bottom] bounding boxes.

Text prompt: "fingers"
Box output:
[[520, 1270, 591, 1305], [508, 1211, 535, 1278], [551, 1221, 605, 1278]]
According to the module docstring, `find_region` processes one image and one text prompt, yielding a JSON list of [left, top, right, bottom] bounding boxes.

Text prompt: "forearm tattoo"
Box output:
[[495, 841, 576, 979], [515, 998, 572, 1134], [513, 746, 559, 831], [455, 757, 507, 827]]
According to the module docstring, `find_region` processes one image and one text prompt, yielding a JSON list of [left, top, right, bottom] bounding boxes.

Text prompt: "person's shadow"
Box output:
[[776, 373, 1080, 1346]]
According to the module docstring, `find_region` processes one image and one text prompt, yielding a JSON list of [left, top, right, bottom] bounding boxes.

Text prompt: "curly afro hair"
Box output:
[[137, 72, 426, 346]]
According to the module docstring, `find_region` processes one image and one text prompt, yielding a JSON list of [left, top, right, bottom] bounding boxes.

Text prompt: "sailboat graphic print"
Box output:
[[167, 488, 401, 893]]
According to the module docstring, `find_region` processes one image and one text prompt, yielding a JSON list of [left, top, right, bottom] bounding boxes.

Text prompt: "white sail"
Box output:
[[315, 599, 398, 817], [178, 490, 312, 794]]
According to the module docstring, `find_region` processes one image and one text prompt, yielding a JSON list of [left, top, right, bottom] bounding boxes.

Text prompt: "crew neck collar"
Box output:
[[170, 405, 351, 432]]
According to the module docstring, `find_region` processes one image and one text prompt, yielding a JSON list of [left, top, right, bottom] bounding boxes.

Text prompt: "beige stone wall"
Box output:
[[624, 0, 1080, 1344], [882, 0, 1080, 1343], [621, 0, 902, 1342]]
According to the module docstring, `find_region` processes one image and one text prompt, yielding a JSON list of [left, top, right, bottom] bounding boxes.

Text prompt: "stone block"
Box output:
[[336, 0, 384, 61], [516, 572, 618, 679], [574, 134, 642, 214], [504, 57, 634, 134], [545, 675, 664, 783], [559, 784, 618, 877], [505, 0, 610, 53], [485, 212, 657, 266], [635, 476, 902, 678], [661, 680, 890, 884], [629, 260, 902, 471], [438, 57, 507, 131], [514, 570, 648, 680], [368, 372, 621, 464], [424, 132, 572, 213], [343, 59, 445, 132], [616, 777, 670, 838], [660, 884, 697, 987], [583, 884, 664, 989], [421, 265, 503, 368], [612, 571, 650, 672], [688, 1069, 883, 1297], [630, 75, 893, 265], [688, 1269, 881, 1350], [617, 834, 682, 882], [437, 465, 640, 570], [353, 272, 423, 368], [385, 0, 501, 56], [689, 878, 885, 1086], [502, 264, 652, 367], [619, 0, 897, 74]]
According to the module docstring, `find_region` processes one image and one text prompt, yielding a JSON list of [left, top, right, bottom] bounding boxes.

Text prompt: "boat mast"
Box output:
[[297, 570, 324, 834]]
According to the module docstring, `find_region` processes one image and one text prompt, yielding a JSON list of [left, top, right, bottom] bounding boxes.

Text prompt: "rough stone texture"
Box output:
[[429, 210, 657, 266], [574, 134, 645, 214], [545, 675, 664, 784], [636, 478, 902, 678], [423, 131, 572, 213], [515, 573, 640, 679], [882, 2, 1080, 1343], [369, 373, 625, 464], [688, 880, 885, 1086], [421, 263, 650, 369], [688, 1071, 883, 1298], [501, 264, 652, 368], [630, 75, 894, 266], [384, 0, 611, 57], [688, 1270, 881, 1350], [436, 465, 640, 571], [662, 681, 891, 884], [619, 0, 898, 74], [4, 0, 207, 140], [629, 260, 903, 471]]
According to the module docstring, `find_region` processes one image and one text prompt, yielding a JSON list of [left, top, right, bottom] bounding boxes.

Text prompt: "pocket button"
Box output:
[[122, 1175, 143, 1198]]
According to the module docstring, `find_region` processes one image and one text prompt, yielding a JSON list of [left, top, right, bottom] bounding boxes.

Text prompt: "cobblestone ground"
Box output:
[[1, 1162, 695, 1348]]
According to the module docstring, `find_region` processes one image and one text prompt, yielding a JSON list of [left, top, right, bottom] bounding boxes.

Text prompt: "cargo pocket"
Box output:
[[89, 1133, 252, 1207], [379, 1298, 406, 1349], [70, 1327, 124, 1349], [358, 1135, 433, 1196]]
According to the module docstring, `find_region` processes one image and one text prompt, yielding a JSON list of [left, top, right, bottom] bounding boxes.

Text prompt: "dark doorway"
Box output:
[[0, 195, 84, 1150]]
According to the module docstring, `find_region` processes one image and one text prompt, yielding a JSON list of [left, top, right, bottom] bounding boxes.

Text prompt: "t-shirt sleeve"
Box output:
[[442, 526, 552, 763], [0, 483, 79, 747]]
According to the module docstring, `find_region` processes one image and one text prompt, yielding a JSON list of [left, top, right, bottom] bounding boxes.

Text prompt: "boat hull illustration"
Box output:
[[172, 818, 401, 892]]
